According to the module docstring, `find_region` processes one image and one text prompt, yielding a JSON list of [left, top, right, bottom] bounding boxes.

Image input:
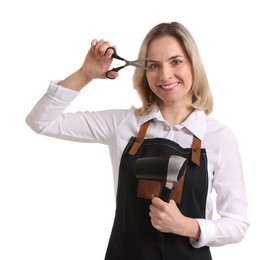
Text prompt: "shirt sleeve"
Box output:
[[25, 80, 129, 144], [191, 125, 249, 248]]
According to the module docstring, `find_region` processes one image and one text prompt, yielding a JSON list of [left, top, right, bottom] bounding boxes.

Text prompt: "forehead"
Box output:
[[147, 35, 186, 58]]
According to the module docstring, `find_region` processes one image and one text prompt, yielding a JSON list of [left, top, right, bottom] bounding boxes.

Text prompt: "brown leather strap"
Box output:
[[191, 135, 201, 166], [128, 121, 150, 155], [129, 121, 201, 166]]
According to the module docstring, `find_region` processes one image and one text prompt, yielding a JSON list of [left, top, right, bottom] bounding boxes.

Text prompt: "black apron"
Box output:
[[105, 121, 212, 260]]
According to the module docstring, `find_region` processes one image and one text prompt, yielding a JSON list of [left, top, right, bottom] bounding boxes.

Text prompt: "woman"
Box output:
[[26, 22, 249, 259]]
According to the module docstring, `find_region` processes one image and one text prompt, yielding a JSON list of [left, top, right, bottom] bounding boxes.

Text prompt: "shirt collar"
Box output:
[[180, 110, 207, 140], [137, 104, 162, 125], [137, 105, 207, 141]]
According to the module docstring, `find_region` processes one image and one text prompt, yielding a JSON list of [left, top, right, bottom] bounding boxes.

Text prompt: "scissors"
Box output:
[[105, 47, 148, 79]]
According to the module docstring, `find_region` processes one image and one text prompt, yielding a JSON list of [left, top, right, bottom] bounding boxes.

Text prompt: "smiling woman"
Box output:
[[25, 21, 249, 260]]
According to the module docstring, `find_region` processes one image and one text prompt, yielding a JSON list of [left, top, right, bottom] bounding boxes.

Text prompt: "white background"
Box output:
[[0, 0, 270, 259]]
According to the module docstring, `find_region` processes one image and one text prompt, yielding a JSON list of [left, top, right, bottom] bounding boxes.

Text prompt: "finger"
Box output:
[[152, 196, 167, 208], [91, 39, 98, 48], [169, 199, 177, 207], [105, 47, 115, 59], [149, 201, 162, 218], [91, 39, 104, 53], [149, 203, 156, 213], [111, 44, 117, 52], [150, 218, 159, 228], [150, 214, 163, 231], [97, 40, 111, 55], [106, 71, 119, 79]]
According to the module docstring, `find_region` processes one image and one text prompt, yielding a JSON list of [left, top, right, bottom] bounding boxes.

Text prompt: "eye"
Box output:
[[171, 59, 182, 66], [146, 62, 160, 71]]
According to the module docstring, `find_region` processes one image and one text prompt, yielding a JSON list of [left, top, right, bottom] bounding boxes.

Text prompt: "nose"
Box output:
[[159, 64, 173, 80]]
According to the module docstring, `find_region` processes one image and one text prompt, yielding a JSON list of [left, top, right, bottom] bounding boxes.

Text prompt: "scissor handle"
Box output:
[[106, 47, 125, 61], [105, 47, 127, 79], [106, 66, 125, 79]]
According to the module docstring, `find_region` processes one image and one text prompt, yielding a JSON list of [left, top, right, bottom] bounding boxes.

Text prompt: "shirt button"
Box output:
[[165, 126, 170, 131]]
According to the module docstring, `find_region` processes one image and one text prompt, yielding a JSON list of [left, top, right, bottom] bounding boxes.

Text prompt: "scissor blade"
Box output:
[[130, 59, 149, 69]]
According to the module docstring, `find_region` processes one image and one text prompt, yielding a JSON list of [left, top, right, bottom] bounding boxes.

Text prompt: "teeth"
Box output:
[[160, 83, 178, 89]]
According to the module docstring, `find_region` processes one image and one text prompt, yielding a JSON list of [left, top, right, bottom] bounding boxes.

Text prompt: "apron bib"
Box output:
[[105, 121, 212, 260]]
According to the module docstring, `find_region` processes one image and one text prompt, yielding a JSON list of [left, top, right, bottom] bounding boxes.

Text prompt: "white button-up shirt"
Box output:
[[26, 80, 249, 249]]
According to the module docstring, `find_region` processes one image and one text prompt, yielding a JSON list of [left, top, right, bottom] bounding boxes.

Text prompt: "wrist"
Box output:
[[185, 217, 201, 241], [176, 216, 200, 241], [59, 68, 93, 91], [78, 67, 94, 83]]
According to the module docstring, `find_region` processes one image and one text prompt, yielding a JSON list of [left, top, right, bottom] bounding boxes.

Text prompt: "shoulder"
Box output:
[[101, 106, 140, 131], [205, 116, 234, 138], [203, 115, 238, 151]]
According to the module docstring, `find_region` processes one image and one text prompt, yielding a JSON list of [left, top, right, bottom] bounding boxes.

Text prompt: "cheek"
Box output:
[[178, 69, 193, 86], [146, 72, 154, 84], [146, 73, 156, 90], [185, 67, 193, 85], [145, 74, 157, 95]]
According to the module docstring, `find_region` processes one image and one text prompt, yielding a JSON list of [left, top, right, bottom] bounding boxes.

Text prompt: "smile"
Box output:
[[160, 82, 179, 89]]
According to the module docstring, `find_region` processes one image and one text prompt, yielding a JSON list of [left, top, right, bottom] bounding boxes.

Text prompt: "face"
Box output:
[[146, 35, 193, 109]]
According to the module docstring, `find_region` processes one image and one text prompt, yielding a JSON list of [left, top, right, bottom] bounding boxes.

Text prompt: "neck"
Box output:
[[160, 104, 194, 126]]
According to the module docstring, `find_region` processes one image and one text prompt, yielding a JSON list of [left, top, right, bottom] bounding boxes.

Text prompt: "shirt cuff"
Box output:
[[47, 80, 79, 104], [190, 219, 215, 248]]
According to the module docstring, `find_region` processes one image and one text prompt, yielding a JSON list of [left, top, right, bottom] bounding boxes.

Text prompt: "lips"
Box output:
[[160, 82, 179, 90]]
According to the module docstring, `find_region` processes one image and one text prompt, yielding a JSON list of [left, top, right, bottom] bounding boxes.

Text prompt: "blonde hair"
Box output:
[[132, 22, 213, 115]]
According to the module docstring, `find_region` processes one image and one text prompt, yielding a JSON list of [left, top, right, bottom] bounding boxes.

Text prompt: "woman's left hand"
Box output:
[[149, 196, 200, 241], [149, 197, 184, 234]]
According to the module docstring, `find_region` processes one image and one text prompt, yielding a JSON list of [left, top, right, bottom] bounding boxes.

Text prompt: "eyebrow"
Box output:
[[170, 55, 184, 60], [146, 55, 184, 63]]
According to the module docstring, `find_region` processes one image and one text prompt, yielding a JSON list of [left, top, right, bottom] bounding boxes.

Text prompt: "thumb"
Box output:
[[152, 196, 166, 207], [169, 199, 177, 207], [106, 71, 119, 80]]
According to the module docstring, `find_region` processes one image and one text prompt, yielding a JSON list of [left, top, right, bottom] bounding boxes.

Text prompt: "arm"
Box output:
[[25, 39, 120, 142], [192, 128, 249, 247], [149, 127, 249, 247], [26, 80, 130, 143]]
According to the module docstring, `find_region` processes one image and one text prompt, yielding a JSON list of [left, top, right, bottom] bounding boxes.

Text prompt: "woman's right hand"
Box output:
[[58, 39, 119, 91], [81, 39, 119, 80]]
